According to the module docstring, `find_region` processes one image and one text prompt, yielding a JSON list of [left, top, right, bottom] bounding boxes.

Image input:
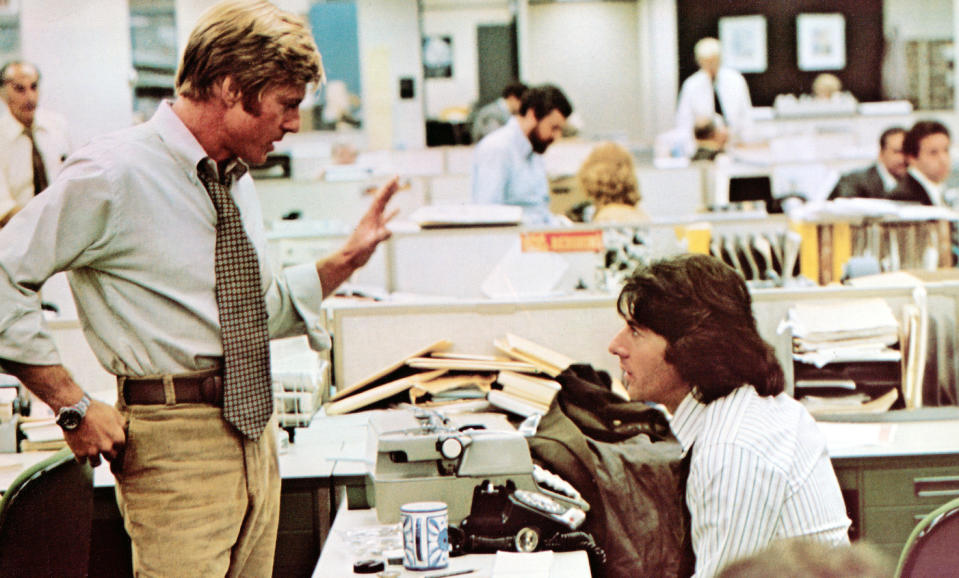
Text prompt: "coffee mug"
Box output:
[[400, 501, 449, 570]]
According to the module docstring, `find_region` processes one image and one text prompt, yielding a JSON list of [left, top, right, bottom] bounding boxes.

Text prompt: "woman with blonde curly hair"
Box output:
[[577, 142, 649, 223]]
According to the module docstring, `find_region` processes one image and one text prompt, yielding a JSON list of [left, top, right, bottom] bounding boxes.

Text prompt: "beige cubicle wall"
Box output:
[[326, 294, 623, 391], [325, 279, 959, 408], [267, 213, 793, 299]]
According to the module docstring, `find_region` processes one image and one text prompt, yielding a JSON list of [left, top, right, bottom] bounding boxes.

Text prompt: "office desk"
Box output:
[[822, 415, 959, 559], [4, 411, 958, 575], [313, 503, 592, 577]]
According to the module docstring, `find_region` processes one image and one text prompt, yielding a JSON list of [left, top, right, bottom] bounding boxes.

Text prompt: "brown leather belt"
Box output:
[[121, 372, 224, 406]]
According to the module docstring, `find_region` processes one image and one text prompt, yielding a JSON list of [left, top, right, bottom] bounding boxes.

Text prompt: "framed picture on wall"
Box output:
[[423, 35, 453, 79], [796, 13, 846, 71], [718, 15, 767, 73]]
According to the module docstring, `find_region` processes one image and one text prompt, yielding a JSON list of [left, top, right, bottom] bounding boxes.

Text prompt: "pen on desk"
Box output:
[[425, 569, 476, 578]]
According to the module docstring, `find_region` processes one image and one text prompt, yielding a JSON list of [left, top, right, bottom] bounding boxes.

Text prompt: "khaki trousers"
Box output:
[[114, 400, 280, 577]]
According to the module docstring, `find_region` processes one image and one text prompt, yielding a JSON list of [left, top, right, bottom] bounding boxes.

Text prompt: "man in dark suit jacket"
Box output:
[[828, 126, 906, 200], [890, 120, 952, 206]]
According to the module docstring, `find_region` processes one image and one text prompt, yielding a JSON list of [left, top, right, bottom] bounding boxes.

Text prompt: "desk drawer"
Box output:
[[863, 466, 959, 506], [863, 505, 936, 547]]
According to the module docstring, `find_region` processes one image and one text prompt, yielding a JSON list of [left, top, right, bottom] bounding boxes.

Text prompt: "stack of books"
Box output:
[[487, 371, 561, 417]]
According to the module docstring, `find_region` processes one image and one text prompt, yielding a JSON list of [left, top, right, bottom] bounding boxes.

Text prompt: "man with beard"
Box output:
[[471, 84, 572, 224]]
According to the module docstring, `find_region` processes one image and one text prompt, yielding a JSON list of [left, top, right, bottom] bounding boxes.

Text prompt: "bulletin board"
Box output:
[[676, 0, 884, 106]]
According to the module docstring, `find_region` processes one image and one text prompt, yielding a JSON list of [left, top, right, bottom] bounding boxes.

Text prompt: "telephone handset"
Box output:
[[509, 488, 586, 530], [531, 464, 589, 512]]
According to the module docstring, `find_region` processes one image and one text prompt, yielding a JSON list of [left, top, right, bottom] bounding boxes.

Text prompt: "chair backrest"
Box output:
[[896, 496, 959, 577], [0, 447, 94, 578]]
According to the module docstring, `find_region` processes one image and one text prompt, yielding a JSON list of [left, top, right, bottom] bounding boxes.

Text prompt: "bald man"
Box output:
[[0, 61, 71, 226]]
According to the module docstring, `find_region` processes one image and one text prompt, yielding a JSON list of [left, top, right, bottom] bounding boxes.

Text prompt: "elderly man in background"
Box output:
[[0, 61, 71, 226], [675, 37, 753, 150]]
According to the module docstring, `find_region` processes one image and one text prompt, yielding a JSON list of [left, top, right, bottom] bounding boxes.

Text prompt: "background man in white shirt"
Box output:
[[0, 61, 71, 226], [608, 254, 850, 577], [675, 37, 754, 151]]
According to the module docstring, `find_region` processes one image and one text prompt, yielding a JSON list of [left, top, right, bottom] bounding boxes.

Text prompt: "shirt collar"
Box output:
[[908, 166, 944, 204], [876, 162, 898, 192], [0, 106, 27, 141], [505, 116, 534, 160], [669, 391, 705, 455], [151, 100, 248, 185]]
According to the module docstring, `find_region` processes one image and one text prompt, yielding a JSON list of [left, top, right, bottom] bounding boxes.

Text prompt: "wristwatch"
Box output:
[[56, 393, 92, 431]]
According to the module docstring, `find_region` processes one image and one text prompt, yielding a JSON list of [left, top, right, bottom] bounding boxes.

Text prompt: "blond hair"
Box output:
[[812, 73, 842, 99], [176, 0, 324, 112], [694, 37, 721, 64], [577, 142, 640, 207]]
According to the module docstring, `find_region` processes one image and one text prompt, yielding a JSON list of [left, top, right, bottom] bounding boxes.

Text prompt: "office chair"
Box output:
[[0, 446, 94, 577], [896, 495, 959, 577]]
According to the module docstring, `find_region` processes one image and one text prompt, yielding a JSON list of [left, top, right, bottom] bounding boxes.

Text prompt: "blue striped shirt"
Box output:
[[671, 385, 851, 577]]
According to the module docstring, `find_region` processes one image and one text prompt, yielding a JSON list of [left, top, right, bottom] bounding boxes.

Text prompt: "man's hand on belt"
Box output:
[[63, 400, 127, 470]]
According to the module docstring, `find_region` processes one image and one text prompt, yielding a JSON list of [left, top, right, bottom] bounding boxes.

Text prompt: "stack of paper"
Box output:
[[784, 298, 913, 416], [785, 298, 901, 368]]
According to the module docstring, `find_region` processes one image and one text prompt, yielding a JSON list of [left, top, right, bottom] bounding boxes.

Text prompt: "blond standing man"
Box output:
[[0, 1, 398, 575]]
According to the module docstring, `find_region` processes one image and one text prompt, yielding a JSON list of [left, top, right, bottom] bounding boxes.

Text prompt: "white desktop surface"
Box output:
[[0, 411, 373, 493], [821, 416, 959, 459], [4, 412, 959, 493], [313, 504, 591, 578]]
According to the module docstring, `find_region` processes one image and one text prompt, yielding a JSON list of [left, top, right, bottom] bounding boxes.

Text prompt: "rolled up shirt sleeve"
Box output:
[[265, 262, 331, 352]]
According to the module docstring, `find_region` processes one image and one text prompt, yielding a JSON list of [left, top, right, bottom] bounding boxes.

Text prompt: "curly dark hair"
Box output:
[[519, 84, 573, 120], [616, 253, 784, 403]]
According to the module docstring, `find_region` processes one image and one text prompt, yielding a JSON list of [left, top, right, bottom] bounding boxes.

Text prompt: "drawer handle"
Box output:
[[917, 489, 959, 499], [914, 476, 959, 499]]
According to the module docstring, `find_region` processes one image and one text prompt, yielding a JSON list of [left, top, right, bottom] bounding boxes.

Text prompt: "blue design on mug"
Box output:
[[400, 501, 449, 570]]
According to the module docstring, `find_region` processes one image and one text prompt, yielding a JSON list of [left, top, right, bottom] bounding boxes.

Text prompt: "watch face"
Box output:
[[57, 409, 82, 431]]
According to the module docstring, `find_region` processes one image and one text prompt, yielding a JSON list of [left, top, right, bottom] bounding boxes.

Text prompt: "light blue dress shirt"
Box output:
[[471, 117, 553, 224], [0, 101, 329, 378]]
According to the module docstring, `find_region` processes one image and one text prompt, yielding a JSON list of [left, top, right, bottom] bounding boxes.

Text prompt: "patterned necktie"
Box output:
[[25, 129, 48, 195], [198, 160, 273, 440]]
